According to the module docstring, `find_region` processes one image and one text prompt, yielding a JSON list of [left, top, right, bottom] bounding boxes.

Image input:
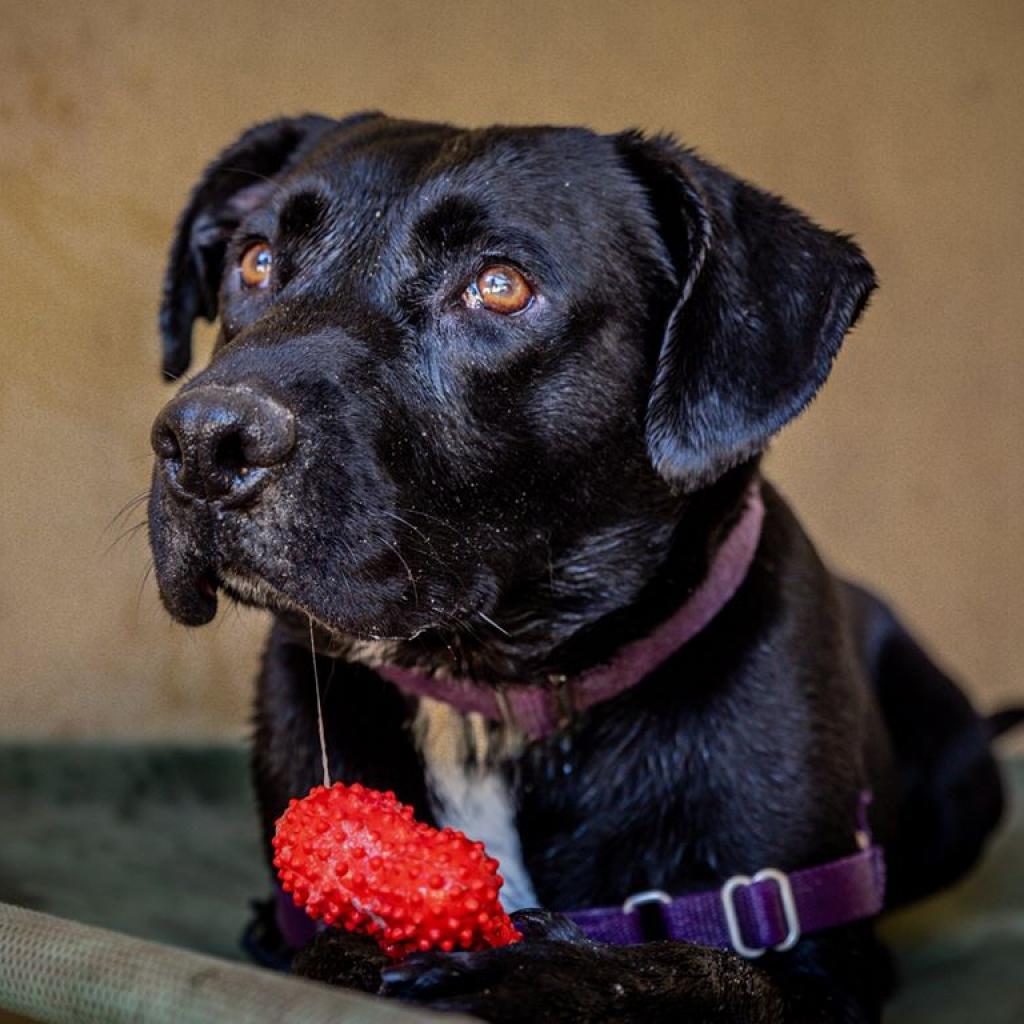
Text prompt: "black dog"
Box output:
[[148, 113, 1008, 1022]]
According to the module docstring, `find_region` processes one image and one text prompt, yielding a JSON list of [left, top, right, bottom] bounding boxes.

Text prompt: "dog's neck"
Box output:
[[304, 464, 764, 720], [375, 482, 764, 737]]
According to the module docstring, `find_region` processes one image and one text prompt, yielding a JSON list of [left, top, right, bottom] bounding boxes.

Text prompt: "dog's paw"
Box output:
[[380, 911, 626, 1023], [381, 943, 623, 1023], [505, 907, 589, 942], [291, 929, 390, 994], [380, 910, 785, 1024]]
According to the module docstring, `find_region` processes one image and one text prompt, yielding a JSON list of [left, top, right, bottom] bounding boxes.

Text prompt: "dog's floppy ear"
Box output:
[[159, 114, 341, 379], [617, 132, 876, 489]]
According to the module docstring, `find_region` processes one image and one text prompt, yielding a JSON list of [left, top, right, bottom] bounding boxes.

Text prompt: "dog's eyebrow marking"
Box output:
[[277, 189, 330, 240], [410, 196, 488, 256], [409, 196, 559, 288]]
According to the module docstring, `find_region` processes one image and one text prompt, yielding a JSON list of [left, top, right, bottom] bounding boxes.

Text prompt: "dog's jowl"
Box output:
[[148, 114, 1008, 1023]]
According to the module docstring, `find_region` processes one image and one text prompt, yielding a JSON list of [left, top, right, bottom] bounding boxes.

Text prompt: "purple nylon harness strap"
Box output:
[[271, 481, 888, 958], [274, 825, 887, 959], [565, 843, 886, 956], [565, 794, 885, 956], [565, 794, 884, 954]]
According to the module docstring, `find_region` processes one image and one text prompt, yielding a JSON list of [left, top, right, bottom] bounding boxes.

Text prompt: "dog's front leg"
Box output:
[[374, 911, 884, 1024]]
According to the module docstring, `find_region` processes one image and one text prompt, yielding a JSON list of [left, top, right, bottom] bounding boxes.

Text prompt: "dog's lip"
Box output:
[[218, 567, 300, 616], [196, 570, 219, 601], [216, 567, 346, 632], [161, 567, 219, 626], [216, 566, 441, 643]]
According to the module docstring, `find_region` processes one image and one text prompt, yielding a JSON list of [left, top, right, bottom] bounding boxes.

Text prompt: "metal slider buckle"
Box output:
[[720, 868, 801, 958], [549, 673, 575, 730], [621, 889, 672, 915]]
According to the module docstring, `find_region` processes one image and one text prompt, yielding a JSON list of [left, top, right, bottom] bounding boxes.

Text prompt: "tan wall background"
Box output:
[[1, 0, 1021, 739]]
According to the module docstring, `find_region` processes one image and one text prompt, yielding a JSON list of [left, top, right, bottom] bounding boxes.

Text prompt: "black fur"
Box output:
[[148, 114, 1006, 1023]]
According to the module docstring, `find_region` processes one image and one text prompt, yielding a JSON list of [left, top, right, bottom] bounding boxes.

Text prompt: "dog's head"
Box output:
[[148, 113, 873, 663]]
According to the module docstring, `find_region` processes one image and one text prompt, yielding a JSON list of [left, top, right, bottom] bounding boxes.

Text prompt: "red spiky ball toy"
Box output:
[[273, 782, 522, 959]]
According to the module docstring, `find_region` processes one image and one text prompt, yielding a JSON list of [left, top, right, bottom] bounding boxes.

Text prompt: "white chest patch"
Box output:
[[412, 698, 539, 913]]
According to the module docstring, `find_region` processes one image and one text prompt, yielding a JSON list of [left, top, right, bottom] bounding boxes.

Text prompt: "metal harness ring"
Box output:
[[720, 867, 801, 958]]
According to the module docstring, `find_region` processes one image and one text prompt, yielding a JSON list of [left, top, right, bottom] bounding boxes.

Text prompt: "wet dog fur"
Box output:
[[148, 113, 1006, 1022]]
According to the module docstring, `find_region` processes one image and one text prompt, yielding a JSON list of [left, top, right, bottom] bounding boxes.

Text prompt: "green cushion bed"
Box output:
[[0, 744, 1020, 1022]]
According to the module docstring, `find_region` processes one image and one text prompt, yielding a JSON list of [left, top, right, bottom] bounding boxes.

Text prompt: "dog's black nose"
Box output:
[[151, 385, 296, 506]]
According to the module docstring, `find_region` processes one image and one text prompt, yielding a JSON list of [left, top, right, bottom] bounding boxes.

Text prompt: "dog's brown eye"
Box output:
[[463, 265, 533, 314], [240, 242, 273, 289]]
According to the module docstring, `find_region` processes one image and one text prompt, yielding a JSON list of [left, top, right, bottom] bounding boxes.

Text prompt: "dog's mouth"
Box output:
[[216, 568, 333, 633], [153, 527, 469, 648], [155, 564, 221, 627], [217, 567, 294, 614], [192, 568, 220, 618], [212, 566, 439, 646], [158, 560, 320, 631], [149, 476, 502, 652]]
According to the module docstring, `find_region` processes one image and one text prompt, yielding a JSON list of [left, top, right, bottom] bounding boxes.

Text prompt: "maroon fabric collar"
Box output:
[[375, 484, 765, 739]]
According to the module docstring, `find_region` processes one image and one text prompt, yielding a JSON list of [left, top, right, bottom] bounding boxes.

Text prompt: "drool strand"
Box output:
[[309, 615, 331, 788]]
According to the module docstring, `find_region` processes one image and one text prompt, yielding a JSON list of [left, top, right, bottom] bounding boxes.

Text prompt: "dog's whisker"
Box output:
[[376, 534, 419, 606], [327, 537, 361, 621], [368, 507, 451, 567], [136, 560, 155, 613], [220, 165, 290, 199], [393, 505, 462, 534], [323, 656, 339, 699], [102, 490, 151, 538], [102, 518, 150, 556], [451, 612, 484, 646], [354, 504, 471, 609], [477, 611, 511, 638], [378, 509, 436, 550]]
